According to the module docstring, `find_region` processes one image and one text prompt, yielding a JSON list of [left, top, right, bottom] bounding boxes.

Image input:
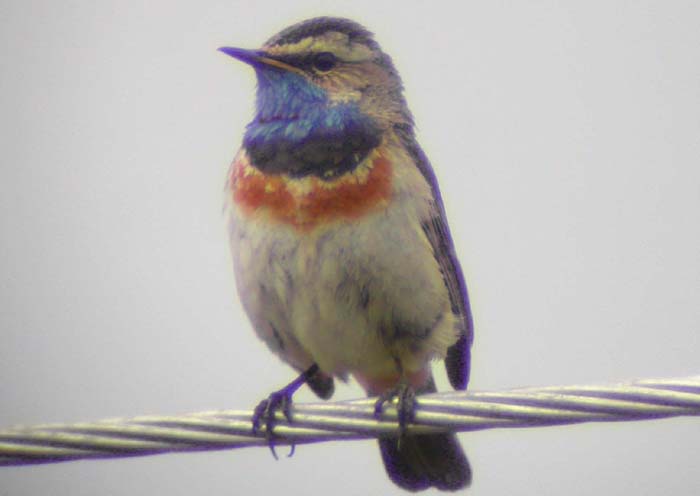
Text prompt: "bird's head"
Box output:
[[220, 17, 411, 129], [220, 17, 413, 178]]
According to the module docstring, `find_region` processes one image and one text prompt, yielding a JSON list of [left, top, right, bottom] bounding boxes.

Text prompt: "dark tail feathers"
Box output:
[[379, 432, 471, 492], [377, 378, 471, 492]]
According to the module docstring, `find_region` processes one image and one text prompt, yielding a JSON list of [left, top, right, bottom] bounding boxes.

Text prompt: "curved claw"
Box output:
[[252, 390, 294, 459], [373, 382, 417, 438], [251, 364, 320, 459]]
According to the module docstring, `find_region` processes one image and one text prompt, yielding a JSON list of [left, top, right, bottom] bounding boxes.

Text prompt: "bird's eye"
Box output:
[[312, 52, 337, 72]]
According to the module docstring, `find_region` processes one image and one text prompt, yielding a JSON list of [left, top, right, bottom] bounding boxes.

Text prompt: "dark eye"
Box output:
[[312, 52, 337, 72]]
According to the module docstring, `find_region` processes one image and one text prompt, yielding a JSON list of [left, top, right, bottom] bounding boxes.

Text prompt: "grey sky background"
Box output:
[[2, 1, 699, 495]]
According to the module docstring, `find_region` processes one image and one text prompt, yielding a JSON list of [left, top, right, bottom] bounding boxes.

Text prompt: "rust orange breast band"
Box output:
[[230, 150, 393, 231]]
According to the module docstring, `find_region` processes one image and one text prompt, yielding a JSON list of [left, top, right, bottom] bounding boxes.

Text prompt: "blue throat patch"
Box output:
[[243, 68, 381, 179]]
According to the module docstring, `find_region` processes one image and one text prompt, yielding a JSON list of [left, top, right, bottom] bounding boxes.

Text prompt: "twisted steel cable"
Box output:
[[1, 374, 699, 466]]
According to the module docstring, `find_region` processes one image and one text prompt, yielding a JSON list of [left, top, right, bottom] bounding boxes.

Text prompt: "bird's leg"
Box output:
[[373, 358, 417, 445], [252, 363, 320, 459]]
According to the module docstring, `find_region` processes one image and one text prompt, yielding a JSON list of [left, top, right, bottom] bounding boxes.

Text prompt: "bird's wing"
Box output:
[[395, 125, 474, 390]]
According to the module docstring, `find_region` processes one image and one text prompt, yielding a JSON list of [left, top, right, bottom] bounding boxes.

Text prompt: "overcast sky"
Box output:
[[2, 1, 699, 495]]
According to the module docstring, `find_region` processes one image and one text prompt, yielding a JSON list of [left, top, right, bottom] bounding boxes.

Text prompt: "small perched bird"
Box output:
[[220, 17, 474, 492]]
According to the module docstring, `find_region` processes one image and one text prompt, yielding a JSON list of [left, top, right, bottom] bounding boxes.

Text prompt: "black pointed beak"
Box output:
[[218, 47, 263, 65], [218, 46, 303, 75]]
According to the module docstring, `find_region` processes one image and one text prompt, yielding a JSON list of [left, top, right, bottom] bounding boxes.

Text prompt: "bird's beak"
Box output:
[[218, 46, 304, 76]]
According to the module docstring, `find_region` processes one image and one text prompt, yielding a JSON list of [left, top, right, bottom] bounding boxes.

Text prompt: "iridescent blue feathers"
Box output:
[[244, 69, 381, 178]]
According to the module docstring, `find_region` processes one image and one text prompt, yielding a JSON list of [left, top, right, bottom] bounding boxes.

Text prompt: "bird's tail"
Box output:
[[376, 377, 471, 492]]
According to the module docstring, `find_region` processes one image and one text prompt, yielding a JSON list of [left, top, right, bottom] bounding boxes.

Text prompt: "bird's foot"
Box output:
[[252, 388, 294, 459], [373, 382, 417, 442], [251, 364, 319, 459]]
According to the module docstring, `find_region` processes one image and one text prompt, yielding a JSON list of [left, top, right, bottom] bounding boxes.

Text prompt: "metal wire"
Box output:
[[1, 374, 699, 466]]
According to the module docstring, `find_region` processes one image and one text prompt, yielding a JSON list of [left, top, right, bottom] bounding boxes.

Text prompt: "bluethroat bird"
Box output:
[[220, 17, 474, 492]]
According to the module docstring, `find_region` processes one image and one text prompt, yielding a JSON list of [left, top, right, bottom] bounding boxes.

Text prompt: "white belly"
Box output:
[[227, 194, 458, 380]]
